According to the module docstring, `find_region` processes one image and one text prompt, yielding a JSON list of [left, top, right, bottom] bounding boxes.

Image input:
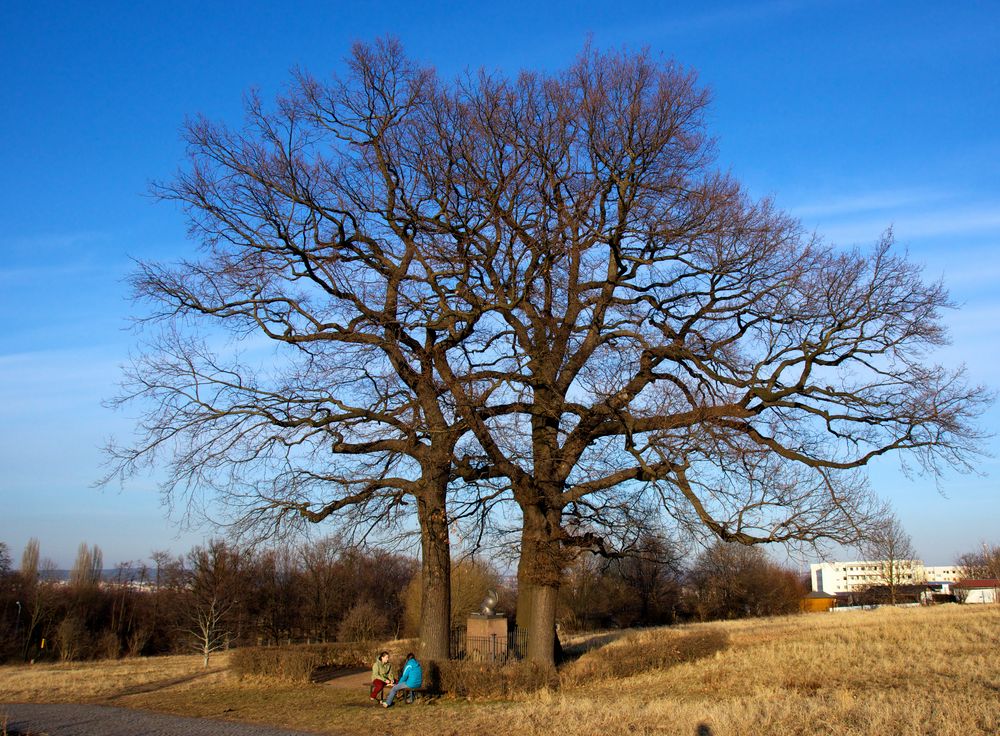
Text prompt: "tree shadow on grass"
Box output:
[[100, 667, 226, 701], [559, 629, 729, 686], [311, 665, 368, 684], [559, 630, 631, 662]]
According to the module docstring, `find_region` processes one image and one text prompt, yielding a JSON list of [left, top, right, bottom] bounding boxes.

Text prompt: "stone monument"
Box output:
[[466, 588, 508, 661]]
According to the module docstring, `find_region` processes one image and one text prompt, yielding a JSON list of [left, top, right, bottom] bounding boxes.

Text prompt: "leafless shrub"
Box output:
[[56, 616, 88, 662], [230, 642, 372, 682], [336, 600, 388, 644], [126, 627, 151, 657], [436, 659, 559, 698], [96, 631, 121, 660]]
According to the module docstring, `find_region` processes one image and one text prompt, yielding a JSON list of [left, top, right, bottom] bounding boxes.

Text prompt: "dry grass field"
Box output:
[[1, 604, 998, 735]]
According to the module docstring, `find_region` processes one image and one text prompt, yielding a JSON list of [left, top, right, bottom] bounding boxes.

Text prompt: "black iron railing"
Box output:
[[449, 625, 527, 663]]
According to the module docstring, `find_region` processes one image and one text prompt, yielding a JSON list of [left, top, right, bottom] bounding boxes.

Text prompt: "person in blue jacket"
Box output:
[[382, 652, 422, 707]]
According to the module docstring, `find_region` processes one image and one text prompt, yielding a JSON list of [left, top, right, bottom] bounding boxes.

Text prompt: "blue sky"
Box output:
[[1, 0, 997, 567]]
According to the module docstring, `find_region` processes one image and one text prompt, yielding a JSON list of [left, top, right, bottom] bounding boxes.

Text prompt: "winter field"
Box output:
[[2, 604, 998, 736]]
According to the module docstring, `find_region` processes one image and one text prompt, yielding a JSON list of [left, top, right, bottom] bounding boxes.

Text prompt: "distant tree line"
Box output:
[[0, 537, 414, 664], [955, 543, 1000, 581], [558, 537, 808, 629], [0, 534, 790, 663], [3, 535, 995, 663]]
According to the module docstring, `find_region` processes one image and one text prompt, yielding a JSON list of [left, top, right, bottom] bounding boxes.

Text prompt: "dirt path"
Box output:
[[1, 664, 376, 734], [317, 667, 369, 689], [1, 703, 335, 736], [96, 666, 227, 701], [1, 667, 369, 735]]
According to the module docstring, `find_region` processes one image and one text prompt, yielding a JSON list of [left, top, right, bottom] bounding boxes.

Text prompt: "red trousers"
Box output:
[[371, 679, 389, 700]]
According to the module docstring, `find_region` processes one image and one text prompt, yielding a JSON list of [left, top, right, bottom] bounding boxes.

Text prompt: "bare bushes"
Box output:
[[436, 659, 559, 698], [230, 642, 372, 682], [55, 617, 88, 662], [231, 623, 726, 696], [561, 629, 729, 686], [126, 627, 151, 657], [687, 543, 806, 621], [95, 631, 121, 660], [336, 601, 388, 643]]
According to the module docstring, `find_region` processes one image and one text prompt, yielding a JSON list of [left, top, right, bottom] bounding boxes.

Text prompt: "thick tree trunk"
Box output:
[[525, 583, 558, 664], [515, 540, 535, 632], [416, 477, 451, 662], [515, 503, 564, 667]]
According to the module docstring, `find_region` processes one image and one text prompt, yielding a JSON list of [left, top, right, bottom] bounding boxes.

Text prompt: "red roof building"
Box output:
[[952, 579, 999, 604]]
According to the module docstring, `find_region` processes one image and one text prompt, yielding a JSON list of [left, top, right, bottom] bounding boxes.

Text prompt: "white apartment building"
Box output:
[[810, 560, 963, 595]]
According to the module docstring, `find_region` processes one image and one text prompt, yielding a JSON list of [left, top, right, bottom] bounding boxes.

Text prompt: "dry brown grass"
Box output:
[[2, 605, 998, 735], [0, 652, 230, 703], [560, 628, 728, 687]]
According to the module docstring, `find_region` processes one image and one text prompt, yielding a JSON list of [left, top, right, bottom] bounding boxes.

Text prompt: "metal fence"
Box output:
[[449, 625, 528, 663]]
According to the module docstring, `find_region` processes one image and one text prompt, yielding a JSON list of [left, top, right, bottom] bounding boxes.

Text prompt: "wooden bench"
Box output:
[[371, 683, 431, 706], [400, 685, 431, 704]]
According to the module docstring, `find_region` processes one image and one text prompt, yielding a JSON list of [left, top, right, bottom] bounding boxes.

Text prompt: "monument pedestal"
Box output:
[[466, 613, 508, 662]]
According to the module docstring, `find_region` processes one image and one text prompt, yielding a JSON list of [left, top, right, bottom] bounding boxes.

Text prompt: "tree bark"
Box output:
[[515, 548, 535, 633], [515, 503, 563, 666], [416, 475, 451, 662], [525, 583, 557, 665]]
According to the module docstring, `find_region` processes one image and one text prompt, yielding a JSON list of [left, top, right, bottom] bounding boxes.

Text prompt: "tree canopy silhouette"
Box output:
[[108, 39, 989, 665]]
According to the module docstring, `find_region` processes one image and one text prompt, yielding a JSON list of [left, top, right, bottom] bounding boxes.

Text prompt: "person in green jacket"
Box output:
[[382, 652, 422, 708], [370, 651, 394, 702]]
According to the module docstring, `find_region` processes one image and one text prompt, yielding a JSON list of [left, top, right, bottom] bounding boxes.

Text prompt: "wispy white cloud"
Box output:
[[790, 188, 949, 219], [791, 188, 1000, 247], [0, 347, 124, 415], [821, 208, 1000, 245], [0, 261, 109, 285], [1, 230, 109, 252], [943, 302, 1000, 339], [0, 348, 133, 508], [0, 231, 124, 285], [914, 251, 1000, 291], [929, 302, 1000, 385]]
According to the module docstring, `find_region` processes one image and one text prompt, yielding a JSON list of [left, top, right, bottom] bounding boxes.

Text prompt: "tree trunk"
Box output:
[[515, 504, 563, 667], [416, 477, 451, 662], [515, 544, 535, 632], [525, 583, 557, 664]]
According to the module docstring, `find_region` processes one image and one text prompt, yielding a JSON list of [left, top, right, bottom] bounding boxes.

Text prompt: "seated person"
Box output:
[[382, 652, 422, 707], [370, 651, 394, 702]]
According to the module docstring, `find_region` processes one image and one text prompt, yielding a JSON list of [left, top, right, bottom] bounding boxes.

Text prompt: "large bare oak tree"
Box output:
[[108, 40, 989, 666], [415, 47, 988, 662], [107, 40, 484, 660]]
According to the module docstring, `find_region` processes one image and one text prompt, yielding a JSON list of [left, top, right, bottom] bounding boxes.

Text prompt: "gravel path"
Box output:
[[1, 703, 330, 736]]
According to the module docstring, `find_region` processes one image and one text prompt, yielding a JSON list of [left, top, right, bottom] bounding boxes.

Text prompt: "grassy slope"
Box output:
[[1, 604, 998, 735]]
